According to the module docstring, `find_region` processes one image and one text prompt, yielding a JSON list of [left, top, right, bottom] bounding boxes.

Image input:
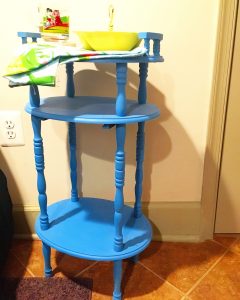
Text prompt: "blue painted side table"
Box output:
[[18, 31, 163, 300]]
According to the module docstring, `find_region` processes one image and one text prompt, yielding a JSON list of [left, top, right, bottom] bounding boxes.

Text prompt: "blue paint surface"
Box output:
[[19, 30, 164, 299], [26, 96, 160, 124], [35, 198, 152, 261]]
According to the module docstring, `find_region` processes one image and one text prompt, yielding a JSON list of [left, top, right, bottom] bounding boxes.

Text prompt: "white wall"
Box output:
[[0, 0, 219, 207]]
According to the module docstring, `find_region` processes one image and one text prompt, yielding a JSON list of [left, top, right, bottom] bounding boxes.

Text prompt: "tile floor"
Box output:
[[1, 235, 240, 299]]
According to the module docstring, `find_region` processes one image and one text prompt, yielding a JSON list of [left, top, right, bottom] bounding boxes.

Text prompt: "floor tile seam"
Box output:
[[227, 248, 240, 257], [74, 261, 99, 278], [211, 238, 233, 249], [184, 246, 229, 297], [227, 237, 240, 256], [180, 296, 189, 300], [234, 236, 240, 244], [213, 237, 240, 257], [10, 249, 35, 277], [137, 261, 185, 296]]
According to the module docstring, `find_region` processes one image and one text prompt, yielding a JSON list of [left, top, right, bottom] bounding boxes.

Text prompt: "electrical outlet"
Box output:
[[6, 130, 16, 139], [5, 120, 15, 129], [0, 111, 24, 146]]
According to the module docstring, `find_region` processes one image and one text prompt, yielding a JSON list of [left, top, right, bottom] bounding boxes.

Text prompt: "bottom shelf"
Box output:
[[35, 198, 152, 261]]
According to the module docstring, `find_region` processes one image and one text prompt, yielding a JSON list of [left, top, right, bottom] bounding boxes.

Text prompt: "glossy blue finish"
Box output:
[[138, 32, 163, 57], [31, 115, 49, 230], [25, 96, 160, 124], [17, 30, 164, 300], [114, 124, 126, 252], [134, 122, 145, 218], [153, 40, 161, 57], [116, 63, 127, 116], [29, 85, 40, 108], [18, 32, 41, 44], [113, 260, 122, 300], [65, 62, 79, 202], [42, 242, 53, 277], [131, 254, 139, 263], [17, 31, 164, 63], [138, 63, 148, 104], [138, 32, 163, 40], [66, 63, 75, 98], [68, 123, 79, 202], [74, 56, 164, 63], [35, 198, 152, 260], [134, 62, 148, 219]]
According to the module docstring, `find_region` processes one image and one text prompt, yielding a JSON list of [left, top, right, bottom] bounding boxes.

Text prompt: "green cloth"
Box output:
[[4, 43, 147, 86]]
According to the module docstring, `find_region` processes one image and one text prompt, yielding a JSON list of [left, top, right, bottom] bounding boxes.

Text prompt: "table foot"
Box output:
[[42, 242, 53, 277], [113, 293, 122, 300], [130, 254, 139, 263], [113, 260, 122, 300], [44, 270, 53, 277]]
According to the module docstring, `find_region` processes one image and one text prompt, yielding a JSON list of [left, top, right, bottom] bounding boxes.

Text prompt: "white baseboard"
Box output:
[[13, 201, 201, 242]]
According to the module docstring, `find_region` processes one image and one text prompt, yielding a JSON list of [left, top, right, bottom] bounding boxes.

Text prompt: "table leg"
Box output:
[[66, 63, 75, 98], [31, 115, 49, 230], [116, 63, 127, 116], [114, 124, 126, 252], [134, 122, 145, 218], [68, 122, 79, 202], [130, 254, 139, 263], [113, 260, 122, 300], [138, 63, 148, 104], [42, 242, 52, 277], [134, 61, 148, 218], [132, 61, 149, 262]]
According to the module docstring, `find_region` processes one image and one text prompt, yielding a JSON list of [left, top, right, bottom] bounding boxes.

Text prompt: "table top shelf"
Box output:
[[26, 96, 160, 124], [35, 198, 152, 261], [17, 31, 164, 65], [67, 55, 164, 64]]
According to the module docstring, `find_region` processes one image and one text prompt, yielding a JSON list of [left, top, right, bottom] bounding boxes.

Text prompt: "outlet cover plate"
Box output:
[[0, 111, 25, 146]]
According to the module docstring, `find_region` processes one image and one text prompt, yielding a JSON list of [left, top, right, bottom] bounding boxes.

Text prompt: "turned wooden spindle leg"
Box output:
[[134, 122, 145, 219], [137, 63, 148, 105], [66, 62, 75, 97], [153, 39, 161, 57], [113, 260, 122, 300], [114, 124, 126, 252], [116, 63, 127, 116], [31, 115, 49, 230], [32, 115, 52, 277], [131, 122, 145, 265], [132, 62, 149, 263], [66, 63, 79, 202], [134, 63, 148, 219], [143, 38, 150, 54], [42, 242, 53, 277], [30, 84, 52, 276], [68, 122, 79, 202], [112, 63, 127, 299]]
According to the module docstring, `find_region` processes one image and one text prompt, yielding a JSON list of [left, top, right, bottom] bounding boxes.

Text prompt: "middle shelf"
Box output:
[[35, 198, 152, 261], [26, 96, 160, 124]]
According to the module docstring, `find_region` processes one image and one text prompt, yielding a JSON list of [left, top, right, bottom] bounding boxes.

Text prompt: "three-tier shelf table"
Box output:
[[18, 31, 163, 300]]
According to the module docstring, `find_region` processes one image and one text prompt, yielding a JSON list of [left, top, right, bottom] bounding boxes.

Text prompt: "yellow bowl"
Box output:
[[75, 31, 93, 50], [74, 31, 140, 51]]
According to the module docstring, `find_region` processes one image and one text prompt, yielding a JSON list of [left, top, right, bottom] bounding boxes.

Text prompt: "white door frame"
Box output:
[[200, 0, 239, 240]]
